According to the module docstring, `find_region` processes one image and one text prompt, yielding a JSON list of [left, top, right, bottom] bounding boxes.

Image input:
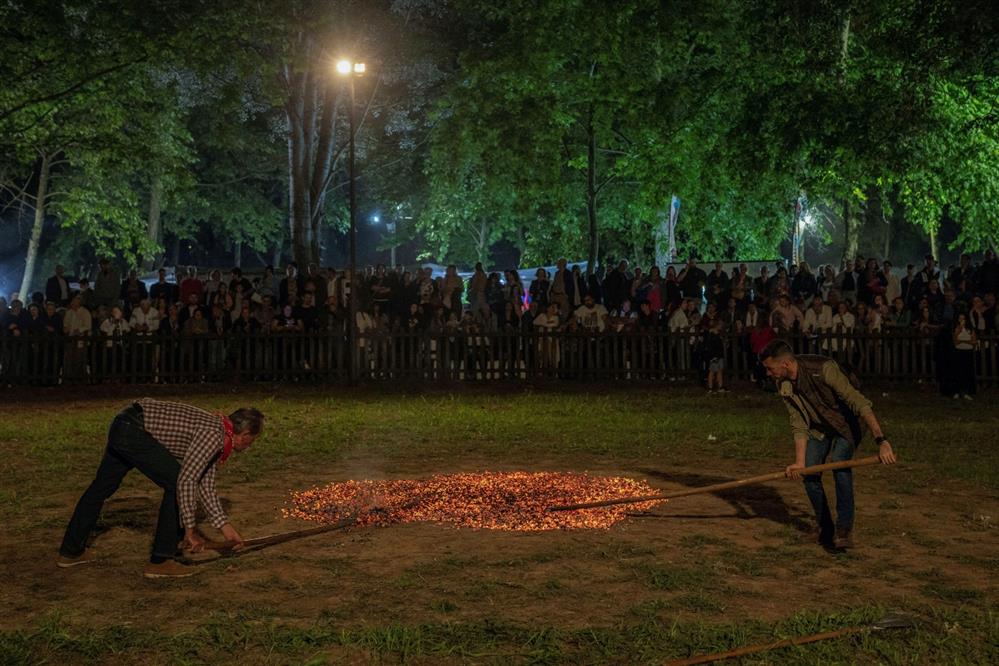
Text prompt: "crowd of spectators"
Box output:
[[1, 249, 997, 391]]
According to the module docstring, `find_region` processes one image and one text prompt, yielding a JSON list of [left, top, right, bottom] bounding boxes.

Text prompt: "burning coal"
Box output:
[[284, 471, 664, 531]]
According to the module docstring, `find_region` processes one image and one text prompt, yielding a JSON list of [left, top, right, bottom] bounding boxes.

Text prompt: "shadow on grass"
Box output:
[[637, 469, 813, 533]]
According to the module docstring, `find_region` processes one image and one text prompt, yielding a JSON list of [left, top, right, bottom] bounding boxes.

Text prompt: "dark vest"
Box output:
[[785, 355, 864, 445]]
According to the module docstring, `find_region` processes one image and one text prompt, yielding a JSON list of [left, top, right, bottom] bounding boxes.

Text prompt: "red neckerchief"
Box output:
[[218, 415, 235, 465]]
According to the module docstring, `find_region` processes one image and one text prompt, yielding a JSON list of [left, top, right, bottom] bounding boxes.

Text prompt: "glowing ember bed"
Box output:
[[285, 471, 665, 531]]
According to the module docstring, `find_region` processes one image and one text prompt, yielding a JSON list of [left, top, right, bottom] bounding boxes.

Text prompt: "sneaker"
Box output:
[[834, 529, 855, 549], [143, 560, 198, 579], [953, 394, 960, 399], [57, 549, 97, 568], [718, 387, 730, 393], [707, 389, 715, 395], [963, 394, 973, 401]]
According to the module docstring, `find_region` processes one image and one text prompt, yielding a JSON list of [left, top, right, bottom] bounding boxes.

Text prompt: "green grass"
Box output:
[[3, 387, 998, 497], [1, 385, 997, 664], [2, 605, 996, 665]]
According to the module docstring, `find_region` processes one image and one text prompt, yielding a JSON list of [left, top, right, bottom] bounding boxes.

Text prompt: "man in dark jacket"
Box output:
[[678, 257, 707, 301], [603, 260, 631, 312], [149, 268, 179, 305], [45, 265, 75, 308], [759, 339, 896, 550], [977, 250, 999, 296]]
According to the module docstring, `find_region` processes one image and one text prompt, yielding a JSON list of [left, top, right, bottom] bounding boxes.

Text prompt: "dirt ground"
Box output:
[[4, 453, 996, 636]]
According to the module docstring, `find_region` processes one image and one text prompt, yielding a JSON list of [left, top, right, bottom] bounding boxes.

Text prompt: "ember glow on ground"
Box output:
[[285, 471, 664, 530]]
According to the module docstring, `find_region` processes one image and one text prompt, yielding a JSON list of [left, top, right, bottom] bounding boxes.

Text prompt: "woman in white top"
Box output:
[[533, 303, 562, 369], [667, 300, 690, 331], [100, 306, 131, 341], [950, 312, 977, 399], [827, 302, 855, 355]]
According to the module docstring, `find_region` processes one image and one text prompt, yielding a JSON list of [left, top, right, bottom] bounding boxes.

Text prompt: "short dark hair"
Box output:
[[758, 339, 794, 363], [229, 408, 265, 435]]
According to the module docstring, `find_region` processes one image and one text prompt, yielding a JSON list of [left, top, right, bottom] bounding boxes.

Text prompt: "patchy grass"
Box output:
[[1, 385, 997, 664], [2, 605, 997, 664]]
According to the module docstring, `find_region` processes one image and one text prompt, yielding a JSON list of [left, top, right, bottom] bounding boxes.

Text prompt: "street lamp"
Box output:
[[336, 58, 365, 381], [384, 219, 397, 268]]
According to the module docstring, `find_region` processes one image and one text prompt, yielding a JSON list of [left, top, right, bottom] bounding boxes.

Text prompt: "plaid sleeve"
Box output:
[[197, 466, 229, 529], [177, 427, 222, 529]]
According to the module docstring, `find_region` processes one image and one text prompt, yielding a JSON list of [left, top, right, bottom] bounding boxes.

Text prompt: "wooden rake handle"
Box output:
[[202, 515, 359, 552], [665, 625, 867, 665], [548, 455, 885, 512]]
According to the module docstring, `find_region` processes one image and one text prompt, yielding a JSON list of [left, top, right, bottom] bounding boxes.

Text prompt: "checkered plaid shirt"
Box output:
[[137, 398, 228, 530]]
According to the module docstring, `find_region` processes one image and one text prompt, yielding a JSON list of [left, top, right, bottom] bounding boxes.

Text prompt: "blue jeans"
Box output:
[[803, 435, 855, 534]]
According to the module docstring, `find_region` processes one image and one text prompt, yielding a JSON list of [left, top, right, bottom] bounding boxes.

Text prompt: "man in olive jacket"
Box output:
[[759, 339, 896, 549]]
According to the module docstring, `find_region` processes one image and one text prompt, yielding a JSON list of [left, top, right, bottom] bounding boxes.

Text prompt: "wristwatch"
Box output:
[[875, 435, 888, 445]]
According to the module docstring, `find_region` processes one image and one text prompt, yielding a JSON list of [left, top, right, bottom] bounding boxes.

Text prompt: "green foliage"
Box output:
[[422, 0, 998, 266], [897, 76, 999, 250], [2, 0, 997, 272]]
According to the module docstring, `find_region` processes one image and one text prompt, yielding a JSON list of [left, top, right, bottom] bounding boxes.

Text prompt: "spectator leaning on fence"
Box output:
[[3, 252, 997, 388], [950, 312, 978, 400]]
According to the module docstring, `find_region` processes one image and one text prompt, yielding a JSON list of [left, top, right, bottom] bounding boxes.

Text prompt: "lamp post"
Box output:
[[384, 219, 396, 268], [336, 58, 365, 381]]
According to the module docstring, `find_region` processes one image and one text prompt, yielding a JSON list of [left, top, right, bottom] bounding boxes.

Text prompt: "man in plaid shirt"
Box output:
[[58, 399, 264, 578]]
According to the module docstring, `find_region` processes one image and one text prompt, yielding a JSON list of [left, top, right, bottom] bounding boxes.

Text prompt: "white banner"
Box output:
[[668, 195, 680, 261]]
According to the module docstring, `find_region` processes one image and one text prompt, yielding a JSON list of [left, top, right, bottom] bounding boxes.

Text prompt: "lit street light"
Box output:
[[336, 58, 365, 381]]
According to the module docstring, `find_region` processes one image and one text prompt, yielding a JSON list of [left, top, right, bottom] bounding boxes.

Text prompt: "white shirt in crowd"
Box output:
[[574, 303, 608, 332], [885, 274, 901, 303], [533, 312, 561, 332], [831, 311, 855, 331], [130, 307, 160, 335], [803, 304, 833, 334], [62, 307, 92, 336], [827, 311, 855, 352], [100, 318, 131, 336], [668, 308, 689, 331]]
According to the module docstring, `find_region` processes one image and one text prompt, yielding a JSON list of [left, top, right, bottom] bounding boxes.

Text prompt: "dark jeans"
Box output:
[[60, 406, 183, 561], [803, 435, 855, 535]]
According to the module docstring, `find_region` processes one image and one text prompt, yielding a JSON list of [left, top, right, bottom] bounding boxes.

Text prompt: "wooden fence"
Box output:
[[0, 328, 996, 387]]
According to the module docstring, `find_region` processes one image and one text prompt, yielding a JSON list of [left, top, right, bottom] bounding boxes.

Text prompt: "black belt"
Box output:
[[119, 402, 144, 426]]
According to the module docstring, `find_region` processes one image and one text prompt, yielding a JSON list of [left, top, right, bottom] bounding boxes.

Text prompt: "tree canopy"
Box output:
[[1, 0, 996, 294]]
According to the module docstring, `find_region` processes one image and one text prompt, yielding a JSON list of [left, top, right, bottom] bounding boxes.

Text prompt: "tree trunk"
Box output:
[[654, 208, 669, 268], [283, 55, 341, 268], [585, 107, 598, 275], [475, 220, 489, 266], [841, 198, 858, 264], [234, 239, 242, 268], [515, 225, 526, 268], [170, 236, 181, 266], [272, 240, 283, 268], [18, 152, 51, 300], [143, 175, 163, 271], [882, 208, 891, 260], [839, 16, 851, 75], [929, 227, 939, 262]]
